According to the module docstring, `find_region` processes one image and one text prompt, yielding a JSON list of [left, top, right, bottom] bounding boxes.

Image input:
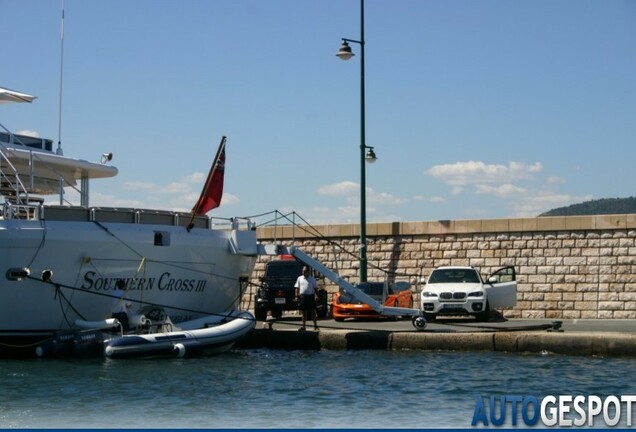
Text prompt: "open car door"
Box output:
[[483, 266, 517, 309]]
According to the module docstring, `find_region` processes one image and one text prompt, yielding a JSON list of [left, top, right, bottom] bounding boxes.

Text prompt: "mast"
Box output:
[[56, 0, 65, 158]]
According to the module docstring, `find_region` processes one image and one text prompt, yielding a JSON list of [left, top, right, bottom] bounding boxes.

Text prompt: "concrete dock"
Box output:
[[235, 317, 636, 357]]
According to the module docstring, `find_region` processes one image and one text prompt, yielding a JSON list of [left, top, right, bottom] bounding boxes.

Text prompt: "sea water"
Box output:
[[1, 349, 635, 429]]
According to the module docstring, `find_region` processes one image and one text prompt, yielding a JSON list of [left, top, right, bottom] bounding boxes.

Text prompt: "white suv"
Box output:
[[420, 266, 517, 322]]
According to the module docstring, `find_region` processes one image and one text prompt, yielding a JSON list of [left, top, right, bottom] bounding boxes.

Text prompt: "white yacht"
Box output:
[[0, 87, 258, 357]]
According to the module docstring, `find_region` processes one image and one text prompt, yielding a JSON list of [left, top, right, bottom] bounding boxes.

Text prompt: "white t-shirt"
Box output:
[[294, 275, 317, 296], [112, 288, 131, 314]]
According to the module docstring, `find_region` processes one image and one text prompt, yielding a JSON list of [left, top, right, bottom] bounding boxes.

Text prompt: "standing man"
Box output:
[[112, 279, 132, 333], [294, 266, 319, 331]]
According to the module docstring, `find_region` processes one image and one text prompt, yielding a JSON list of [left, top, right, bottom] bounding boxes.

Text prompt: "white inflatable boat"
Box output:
[[104, 310, 256, 359]]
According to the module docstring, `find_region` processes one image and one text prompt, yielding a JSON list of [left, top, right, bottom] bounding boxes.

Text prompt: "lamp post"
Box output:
[[336, 0, 376, 283]]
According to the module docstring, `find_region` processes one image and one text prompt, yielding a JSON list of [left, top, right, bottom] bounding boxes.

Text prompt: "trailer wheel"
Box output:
[[412, 316, 426, 331]]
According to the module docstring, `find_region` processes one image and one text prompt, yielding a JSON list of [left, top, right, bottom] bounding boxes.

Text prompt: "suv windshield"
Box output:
[[264, 262, 303, 279], [428, 269, 481, 284]]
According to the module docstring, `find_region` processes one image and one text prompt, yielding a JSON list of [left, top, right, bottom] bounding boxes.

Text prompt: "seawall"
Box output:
[[247, 214, 636, 319], [237, 329, 636, 357]]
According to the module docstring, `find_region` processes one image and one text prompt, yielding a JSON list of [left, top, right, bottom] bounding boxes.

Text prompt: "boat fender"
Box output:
[[173, 343, 186, 358], [171, 340, 205, 358], [128, 314, 149, 328], [104, 344, 115, 358], [35, 345, 46, 358]]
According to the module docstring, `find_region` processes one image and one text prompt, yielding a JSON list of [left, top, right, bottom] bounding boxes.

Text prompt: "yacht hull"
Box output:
[[0, 214, 257, 357]]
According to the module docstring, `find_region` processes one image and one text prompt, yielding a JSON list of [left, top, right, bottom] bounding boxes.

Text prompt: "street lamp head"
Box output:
[[336, 41, 355, 60], [365, 147, 377, 163]]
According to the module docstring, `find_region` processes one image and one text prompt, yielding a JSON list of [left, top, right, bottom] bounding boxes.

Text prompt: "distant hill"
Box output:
[[539, 197, 636, 217]]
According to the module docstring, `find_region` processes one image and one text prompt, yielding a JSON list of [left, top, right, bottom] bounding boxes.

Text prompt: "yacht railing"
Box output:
[[1, 201, 41, 221], [1, 202, 253, 233], [0, 122, 84, 213], [0, 124, 32, 207]]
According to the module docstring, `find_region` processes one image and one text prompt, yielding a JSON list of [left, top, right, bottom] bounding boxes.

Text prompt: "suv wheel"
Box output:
[[254, 308, 268, 321], [475, 302, 490, 322]]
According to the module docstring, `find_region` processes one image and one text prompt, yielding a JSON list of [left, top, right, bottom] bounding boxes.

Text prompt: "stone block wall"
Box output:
[[246, 214, 636, 319]]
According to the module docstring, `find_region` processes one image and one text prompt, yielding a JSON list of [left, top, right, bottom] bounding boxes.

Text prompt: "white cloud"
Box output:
[[280, 205, 360, 225], [547, 175, 565, 185], [221, 193, 240, 206], [318, 181, 358, 196], [426, 161, 542, 186], [413, 195, 446, 203], [89, 191, 145, 208], [318, 181, 407, 206], [368, 190, 408, 205], [420, 159, 596, 218], [103, 170, 240, 213], [162, 181, 192, 194], [476, 183, 526, 197], [123, 171, 209, 196], [181, 172, 205, 184], [510, 193, 593, 217], [451, 186, 463, 195], [123, 181, 159, 192]]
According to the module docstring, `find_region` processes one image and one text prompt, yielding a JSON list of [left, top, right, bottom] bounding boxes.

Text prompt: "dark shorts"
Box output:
[[112, 312, 129, 332], [298, 294, 316, 311]]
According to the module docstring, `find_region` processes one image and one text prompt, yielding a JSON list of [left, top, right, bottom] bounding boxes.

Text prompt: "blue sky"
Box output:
[[2, 0, 635, 225]]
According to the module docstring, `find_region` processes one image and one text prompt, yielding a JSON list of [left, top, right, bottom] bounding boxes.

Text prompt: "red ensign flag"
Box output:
[[192, 136, 226, 215]]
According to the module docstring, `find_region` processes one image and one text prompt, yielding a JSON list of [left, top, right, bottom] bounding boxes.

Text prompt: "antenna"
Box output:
[[56, 0, 65, 156]]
